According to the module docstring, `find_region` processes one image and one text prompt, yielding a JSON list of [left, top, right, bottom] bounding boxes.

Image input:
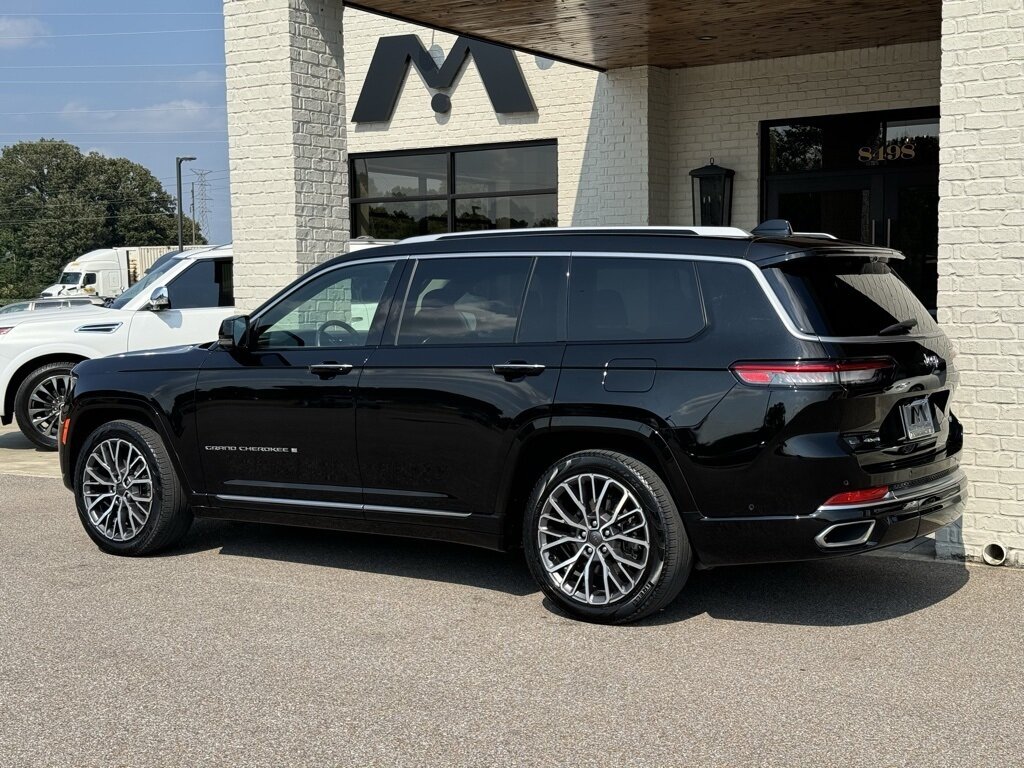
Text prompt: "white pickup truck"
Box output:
[[0, 245, 236, 449]]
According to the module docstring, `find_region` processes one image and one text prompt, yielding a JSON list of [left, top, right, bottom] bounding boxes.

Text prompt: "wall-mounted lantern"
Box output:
[[689, 158, 735, 226]]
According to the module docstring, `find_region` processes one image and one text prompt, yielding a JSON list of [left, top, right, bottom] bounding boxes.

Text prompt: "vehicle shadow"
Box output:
[[637, 556, 971, 627], [176, 518, 539, 597], [177, 519, 971, 624], [0, 429, 44, 451]]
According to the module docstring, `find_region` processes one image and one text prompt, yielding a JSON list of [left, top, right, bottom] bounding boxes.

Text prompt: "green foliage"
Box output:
[[0, 140, 206, 298]]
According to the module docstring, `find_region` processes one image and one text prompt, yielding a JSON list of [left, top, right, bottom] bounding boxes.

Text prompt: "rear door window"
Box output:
[[397, 256, 532, 345], [167, 258, 234, 309], [765, 258, 939, 337], [568, 257, 704, 342]]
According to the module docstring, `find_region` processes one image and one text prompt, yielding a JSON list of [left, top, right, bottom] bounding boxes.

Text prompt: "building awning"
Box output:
[[348, 0, 941, 71]]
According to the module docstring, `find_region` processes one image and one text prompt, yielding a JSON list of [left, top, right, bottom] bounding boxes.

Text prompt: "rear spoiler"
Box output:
[[747, 219, 904, 266]]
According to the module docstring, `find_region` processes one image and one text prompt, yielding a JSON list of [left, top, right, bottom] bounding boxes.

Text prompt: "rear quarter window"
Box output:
[[568, 257, 704, 341]]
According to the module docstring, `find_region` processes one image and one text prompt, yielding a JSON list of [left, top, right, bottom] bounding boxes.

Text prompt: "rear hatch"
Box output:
[[761, 251, 961, 482]]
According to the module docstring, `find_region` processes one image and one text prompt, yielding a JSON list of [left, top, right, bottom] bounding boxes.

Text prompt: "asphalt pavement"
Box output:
[[2, 456, 1023, 766]]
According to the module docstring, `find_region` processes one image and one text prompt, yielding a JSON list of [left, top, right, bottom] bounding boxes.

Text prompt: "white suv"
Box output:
[[0, 244, 235, 449]]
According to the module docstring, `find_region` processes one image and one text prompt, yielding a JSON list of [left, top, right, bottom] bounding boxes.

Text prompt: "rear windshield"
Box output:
[[765, 258, 940, 337]]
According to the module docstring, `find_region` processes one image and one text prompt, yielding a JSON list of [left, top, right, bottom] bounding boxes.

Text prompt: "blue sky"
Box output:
[[0, 1, 231, 243]]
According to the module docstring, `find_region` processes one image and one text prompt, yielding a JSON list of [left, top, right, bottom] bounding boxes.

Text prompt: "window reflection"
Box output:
[[351, 142, 557, 238], [454, 194, 557, 230]]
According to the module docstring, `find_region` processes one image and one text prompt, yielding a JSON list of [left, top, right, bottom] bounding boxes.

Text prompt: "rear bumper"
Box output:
[[690, 468, 966, 566]]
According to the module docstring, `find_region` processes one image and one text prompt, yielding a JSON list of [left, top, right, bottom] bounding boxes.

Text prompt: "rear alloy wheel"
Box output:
[[14, 361, 75, 450], [74, 420, 193, 555], [523, 450, 692, 624]]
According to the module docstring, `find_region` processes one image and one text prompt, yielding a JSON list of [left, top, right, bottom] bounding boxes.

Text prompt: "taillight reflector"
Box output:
[[60, 418, 71, 446], [822, 486, 890, 506], [731, 359, 892, 387]]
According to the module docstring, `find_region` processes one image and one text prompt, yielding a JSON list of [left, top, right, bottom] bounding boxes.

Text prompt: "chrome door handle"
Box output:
[[308, 363, 354, 379], [492, 362, 546, 378]]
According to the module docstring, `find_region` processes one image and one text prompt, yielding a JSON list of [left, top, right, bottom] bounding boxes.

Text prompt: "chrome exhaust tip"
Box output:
[[815, 520, 876, 549]]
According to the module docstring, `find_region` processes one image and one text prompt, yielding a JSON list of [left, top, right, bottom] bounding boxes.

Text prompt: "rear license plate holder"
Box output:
[[901, 397, 936, 441]]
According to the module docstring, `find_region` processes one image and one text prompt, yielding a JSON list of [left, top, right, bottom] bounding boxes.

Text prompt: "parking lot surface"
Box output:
[[2, 468, 1024, 767], [0, 423, 61, 479]]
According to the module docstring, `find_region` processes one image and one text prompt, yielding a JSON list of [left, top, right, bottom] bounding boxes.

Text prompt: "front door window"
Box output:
[[254, 261, 397, 348]]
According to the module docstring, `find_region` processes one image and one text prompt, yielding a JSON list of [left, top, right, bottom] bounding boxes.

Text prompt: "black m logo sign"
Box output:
[[352, 35, 536, 123]]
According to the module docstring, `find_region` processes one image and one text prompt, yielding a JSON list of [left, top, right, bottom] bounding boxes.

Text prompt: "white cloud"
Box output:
[[60, 99, 227, 134], [184, 70, 225, 86], [0, 17, 49, 49]]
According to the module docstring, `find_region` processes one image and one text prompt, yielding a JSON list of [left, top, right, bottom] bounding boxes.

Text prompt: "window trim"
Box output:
[[250, 257, 406, 352], [350, 139, 558, 236]]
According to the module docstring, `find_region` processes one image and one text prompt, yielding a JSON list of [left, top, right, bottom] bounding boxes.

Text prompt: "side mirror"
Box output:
[[218, 314, 250, 350], [147, 286, 170, 311]]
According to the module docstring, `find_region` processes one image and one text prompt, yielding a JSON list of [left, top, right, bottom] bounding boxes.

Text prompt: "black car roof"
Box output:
[[312, 228, 903, 276]]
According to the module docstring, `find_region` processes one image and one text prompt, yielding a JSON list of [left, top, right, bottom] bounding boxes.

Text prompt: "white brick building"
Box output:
[[224, 0, 1024, 566]]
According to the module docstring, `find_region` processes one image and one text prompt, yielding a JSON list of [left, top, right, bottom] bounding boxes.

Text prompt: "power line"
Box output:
[[0, 63, 225, 69], [0, 29, 223, 41], [3, 12, 224, 16], [2, 194, 187, 211], [26, 140, 229, 145], [0, 212, 183, 226], [3, 80, 225, 85], [0, 130, 226, 135], [0, 106, 226, 116]]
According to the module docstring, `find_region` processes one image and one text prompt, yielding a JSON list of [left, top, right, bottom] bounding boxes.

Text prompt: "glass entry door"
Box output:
[[765, 174, 880, 244], [761, 107, 939, 311], [882, 168, 939, 313]]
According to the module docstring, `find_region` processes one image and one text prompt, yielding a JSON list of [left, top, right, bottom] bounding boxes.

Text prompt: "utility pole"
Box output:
[[190, 182, 196, 245], [175, 156, 196, 252], [193, 169, 212, 242]]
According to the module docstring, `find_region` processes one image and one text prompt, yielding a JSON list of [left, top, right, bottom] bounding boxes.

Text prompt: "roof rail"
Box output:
[[400, 225, 752, 244]]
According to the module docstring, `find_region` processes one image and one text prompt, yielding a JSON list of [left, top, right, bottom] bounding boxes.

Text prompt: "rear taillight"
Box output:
[[0, 327, 11, 336], [731, 359, 893, 387], [821, 486, 890, 506]]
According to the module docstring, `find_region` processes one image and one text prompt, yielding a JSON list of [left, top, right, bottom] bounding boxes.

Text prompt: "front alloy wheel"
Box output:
[[82, 438, 154, 542], [523, 450, 692, 624], [74, 420, 193, 556]]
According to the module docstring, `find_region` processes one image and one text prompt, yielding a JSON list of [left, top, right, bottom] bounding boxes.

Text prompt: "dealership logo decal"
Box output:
[[352, 35, 536, 123]]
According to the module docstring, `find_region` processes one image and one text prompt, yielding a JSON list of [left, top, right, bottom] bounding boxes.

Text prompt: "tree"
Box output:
[[0, 140, 206, 299]]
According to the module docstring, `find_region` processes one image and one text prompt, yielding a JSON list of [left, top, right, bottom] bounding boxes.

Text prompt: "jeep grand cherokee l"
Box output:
[[59, 226, 966, 624]]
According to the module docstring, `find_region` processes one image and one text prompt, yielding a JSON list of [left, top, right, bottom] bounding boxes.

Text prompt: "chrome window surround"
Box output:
[[249, 249, 944, 348]]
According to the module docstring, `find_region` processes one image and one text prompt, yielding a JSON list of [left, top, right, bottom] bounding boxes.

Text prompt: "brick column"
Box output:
[[938, 0, 1024, 565], [572, 66, 671, 226], [224, 0, 348, 309]]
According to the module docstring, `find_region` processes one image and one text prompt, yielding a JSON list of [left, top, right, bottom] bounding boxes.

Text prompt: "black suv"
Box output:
[[59, 226, 966, 623]]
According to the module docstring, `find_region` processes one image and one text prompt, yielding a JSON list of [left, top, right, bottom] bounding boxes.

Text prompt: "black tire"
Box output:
[[523, 450, 692, 624], [73, 419, 192, 556], [14, 360, 76, 450]]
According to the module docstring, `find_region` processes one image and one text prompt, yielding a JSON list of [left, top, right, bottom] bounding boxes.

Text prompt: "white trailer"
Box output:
[[39, 246, 206, 300]]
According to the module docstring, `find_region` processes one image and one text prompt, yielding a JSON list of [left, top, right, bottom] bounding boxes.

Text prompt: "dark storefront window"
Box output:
[[351, 141, 557, 239], [761, 107, 939, 312]]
